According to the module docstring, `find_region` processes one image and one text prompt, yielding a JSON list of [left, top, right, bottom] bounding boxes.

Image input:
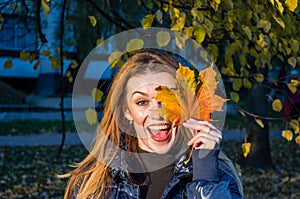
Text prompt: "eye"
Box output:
[[136, 100, 148, 106]]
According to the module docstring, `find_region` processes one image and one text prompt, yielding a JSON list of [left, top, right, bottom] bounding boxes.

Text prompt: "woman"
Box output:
[[62, 49, 244, 198]]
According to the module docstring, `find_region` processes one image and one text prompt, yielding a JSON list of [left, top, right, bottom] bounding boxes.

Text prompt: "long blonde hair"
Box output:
[[62, 49, 180, 198]]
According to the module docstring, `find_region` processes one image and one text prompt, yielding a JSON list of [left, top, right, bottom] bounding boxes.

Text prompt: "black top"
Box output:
[[134, 147, 176, 199]]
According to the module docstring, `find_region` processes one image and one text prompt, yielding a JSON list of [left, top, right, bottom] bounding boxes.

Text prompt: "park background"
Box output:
[[0, 0, 300, 198]]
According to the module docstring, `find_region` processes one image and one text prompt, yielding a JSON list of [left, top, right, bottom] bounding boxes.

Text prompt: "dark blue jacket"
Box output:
[[106, 149, 244, 199]]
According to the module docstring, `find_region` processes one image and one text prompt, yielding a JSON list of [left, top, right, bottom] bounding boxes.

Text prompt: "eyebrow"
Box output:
[[131, 91, 148, 97]]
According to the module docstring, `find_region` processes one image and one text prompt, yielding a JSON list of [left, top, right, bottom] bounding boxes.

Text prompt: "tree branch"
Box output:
[[37, 0, 47, 43], [54, 0, 67, 163], [86, 0, 129, 30]]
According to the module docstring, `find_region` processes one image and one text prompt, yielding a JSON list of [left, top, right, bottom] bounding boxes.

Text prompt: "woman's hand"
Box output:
[[182, 118, 222, 150]]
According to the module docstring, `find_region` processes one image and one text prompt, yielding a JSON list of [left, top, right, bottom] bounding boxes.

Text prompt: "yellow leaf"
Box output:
[[41, 0, 50, 16], [0, 14, 4, 22], [290, 119, 299, 134], [270, 0, 275, 5], [291, 79, 300, 87], [255, 118, 264, 128], [175, 32, 186, 49], [155, 64, 227, 125], [272, 14, 285, 29], [295, 135, 300, 144], [141, 14, 154, 28], [282, 130, 293, 141], [194, 26, 206, 44], [288, 82, 297, 93], [162, 4, 169, 12], [20, 51, 30, 61], [49, 56, 60, 69], [12, 4, 20, 12], [108, 50, 123, 68], [285, 0, 298, 12], [88, 16, 97, 27], [242, 142, 251, 157], [184, 27, 194, 37], [66, 71, 71, 77], [254, 73, 264, 82], [275, 0, 284, 14], [171, 12, 186, 31], [96, 38, 104, 47], [230, 92, 239, 103], [33, 60, 41, 70], [29, 53, 37, 64], [4, 59, 13, 69], [42, 50, 50, 56], [85, 108, 98, 125], [126, 38, 144, 52], [272, 99, 283, 112], [156, 31, 171, 47], [210, 0, 221, 11], [155, 86, 183, 126], [91, 88, 104, 103], [70, 60, 78, 69]]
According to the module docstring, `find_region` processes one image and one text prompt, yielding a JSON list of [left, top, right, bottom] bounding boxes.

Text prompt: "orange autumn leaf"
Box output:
[[155, 86, 183, 126], [155, 64, 227, 126]]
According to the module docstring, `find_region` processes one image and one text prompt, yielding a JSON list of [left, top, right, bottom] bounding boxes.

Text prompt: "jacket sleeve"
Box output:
[[186, 149, 243, 199]]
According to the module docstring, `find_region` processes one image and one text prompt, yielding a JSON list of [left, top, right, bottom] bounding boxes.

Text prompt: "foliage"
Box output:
[[0, 140, 299, 198]]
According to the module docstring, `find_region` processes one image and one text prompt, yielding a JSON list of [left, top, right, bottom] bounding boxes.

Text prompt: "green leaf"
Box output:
[[193, 26, 206, 44], [232, 78, 243, 91], [230, 92, 239, 102], [288, 57, 297, 67], [254, 73, 264, 82], [243, 78, 252, 89], [242, 26, 252, 40], [4, 59, 13, 69]]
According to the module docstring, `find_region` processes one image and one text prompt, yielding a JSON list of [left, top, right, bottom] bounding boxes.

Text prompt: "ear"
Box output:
[[123, 107, 132, 121]]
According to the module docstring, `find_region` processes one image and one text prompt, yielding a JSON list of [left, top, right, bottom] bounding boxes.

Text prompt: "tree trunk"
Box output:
[[239, 82, 274, 170]]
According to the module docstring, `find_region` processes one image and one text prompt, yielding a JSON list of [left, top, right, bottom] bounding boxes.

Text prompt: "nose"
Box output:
[[149, 98, 163, 120]]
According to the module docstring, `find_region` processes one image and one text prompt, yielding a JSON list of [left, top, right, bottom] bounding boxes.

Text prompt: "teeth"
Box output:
[[148, 125, 170, 130]]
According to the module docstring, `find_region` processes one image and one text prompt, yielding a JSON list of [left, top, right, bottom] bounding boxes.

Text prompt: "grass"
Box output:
[[0, 139, 299, 198], [0, 114, 288, 136], [0, 120, 76, 136]]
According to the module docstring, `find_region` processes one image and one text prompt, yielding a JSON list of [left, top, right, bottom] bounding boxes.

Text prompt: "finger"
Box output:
[[183, 118, 221, 133], [187, 130, 221, 146], [182, 122, 222, 139], [188, 135, 219, 149]]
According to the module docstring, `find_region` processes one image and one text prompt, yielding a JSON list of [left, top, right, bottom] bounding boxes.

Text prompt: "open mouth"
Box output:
[[147, 123, 172, 142]]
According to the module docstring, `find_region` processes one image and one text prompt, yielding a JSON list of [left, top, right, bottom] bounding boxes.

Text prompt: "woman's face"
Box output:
[[125, 72, 178, 154]]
